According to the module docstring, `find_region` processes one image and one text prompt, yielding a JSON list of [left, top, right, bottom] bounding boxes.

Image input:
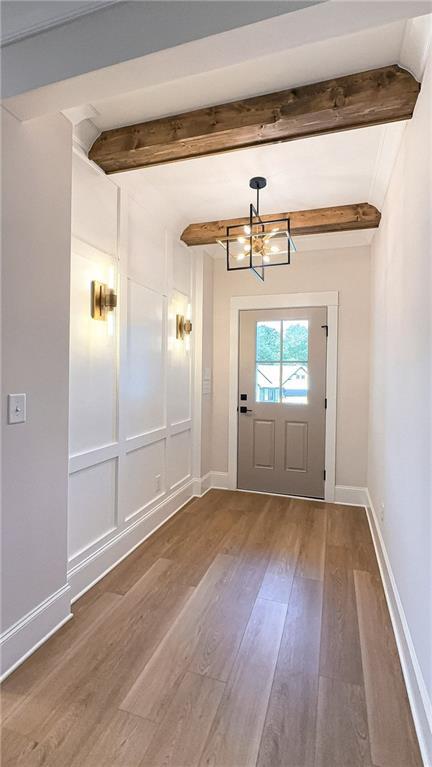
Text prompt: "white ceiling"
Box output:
[[98, 16, 410, 254], [88, 13, 428, 253], [90, 18, 409, 131], [115, 122, 406, 232]]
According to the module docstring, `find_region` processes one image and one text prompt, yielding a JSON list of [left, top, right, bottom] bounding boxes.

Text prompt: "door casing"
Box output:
[[228, 291, 338, 502]]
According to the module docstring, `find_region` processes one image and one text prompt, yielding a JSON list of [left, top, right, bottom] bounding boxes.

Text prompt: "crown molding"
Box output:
[[1, 1, 121, 47]]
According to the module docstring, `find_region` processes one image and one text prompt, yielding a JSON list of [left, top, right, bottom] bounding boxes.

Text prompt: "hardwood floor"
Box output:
[[1, 490, 422, 767]]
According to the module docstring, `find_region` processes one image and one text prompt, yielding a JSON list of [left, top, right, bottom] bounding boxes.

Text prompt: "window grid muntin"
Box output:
[[255, 319, 309, 404]]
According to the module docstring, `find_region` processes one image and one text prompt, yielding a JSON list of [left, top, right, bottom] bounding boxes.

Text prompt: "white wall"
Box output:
[[211, 247, 371, 488], [68, 152, 196, 597], [201, 254, 214, 478], [367, 44, 432, 758], [1, 109, 72, 676]]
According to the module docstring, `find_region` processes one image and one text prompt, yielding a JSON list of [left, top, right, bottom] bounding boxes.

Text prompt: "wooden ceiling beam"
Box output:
[[89, 65, 419, 174], [180, 203, 381, 246]]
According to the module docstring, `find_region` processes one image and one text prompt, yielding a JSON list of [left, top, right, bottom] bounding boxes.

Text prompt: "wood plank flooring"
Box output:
[[1, 490, 422, 767]]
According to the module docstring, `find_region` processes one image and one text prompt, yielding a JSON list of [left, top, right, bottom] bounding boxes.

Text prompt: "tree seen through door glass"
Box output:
[[256, 321, 281, 402], [282, 320, 308, 403], [256, 320, 309, 404]]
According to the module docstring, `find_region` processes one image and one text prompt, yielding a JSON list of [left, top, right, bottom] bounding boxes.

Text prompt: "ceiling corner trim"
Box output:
[[0, 1, 121, 47]]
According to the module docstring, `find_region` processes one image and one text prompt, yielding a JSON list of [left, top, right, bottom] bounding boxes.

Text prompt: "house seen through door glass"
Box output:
[[256, 320, 309, 404]]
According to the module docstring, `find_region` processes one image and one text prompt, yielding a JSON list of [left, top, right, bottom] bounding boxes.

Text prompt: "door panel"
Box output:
[[285, 421, 308, 472], [238, 307, 327, 498], [253, 420, 275, 469]]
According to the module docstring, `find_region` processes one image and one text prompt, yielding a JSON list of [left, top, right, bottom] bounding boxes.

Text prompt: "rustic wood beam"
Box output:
[[180, 203, 381, 246], [89, 65, 419, 174]]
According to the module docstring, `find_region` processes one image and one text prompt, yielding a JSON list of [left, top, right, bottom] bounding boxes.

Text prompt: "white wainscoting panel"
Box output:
[[168, 290, 192, 426], [124, 440, 166, 521], [68, 480, 196, 602], [173, 240, 192, 295], [68, 458, 118, 561], [4, 154, 200, 679], [69, 247, 118, 455], [126, 279, 165, 439], [72, 154, 118, 256], [67, 153, 197, 600], [128, 195, 167, 295], [167, 429, 192, 490]]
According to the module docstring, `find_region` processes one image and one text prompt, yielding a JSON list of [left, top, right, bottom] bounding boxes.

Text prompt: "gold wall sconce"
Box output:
[[176, 314, 193, 340], [91, 281, 117, 321]]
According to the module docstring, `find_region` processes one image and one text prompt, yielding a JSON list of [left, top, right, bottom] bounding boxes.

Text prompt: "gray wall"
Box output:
[[368, 47, 432, 706], [1, 110, 72, 649], [211, 246, 371, 487]]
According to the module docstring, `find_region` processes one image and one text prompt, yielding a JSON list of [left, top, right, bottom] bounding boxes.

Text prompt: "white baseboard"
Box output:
[[0, 584, 72, 681], [365, 489, 432, 766], [193, 471, 229, 497], [68, 479, 197, 601], [198, 474, 367, 507], [197, 471, 213, 495], [334, 484, 368, 506], [208, 471, 230, 489]]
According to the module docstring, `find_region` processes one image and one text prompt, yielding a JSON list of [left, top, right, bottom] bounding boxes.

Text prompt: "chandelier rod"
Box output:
[[249, 176, 266, 217]]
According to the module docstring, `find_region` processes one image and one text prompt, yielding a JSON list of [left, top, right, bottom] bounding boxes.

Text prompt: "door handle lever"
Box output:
[[239, 406, 253, 414]]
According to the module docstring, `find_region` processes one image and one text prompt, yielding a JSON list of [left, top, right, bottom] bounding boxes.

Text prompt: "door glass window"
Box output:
[[282, 320, 309, 403], [256, 362, 281, 402], [256, 321, 281, 402], [255, 319, 309, 404]]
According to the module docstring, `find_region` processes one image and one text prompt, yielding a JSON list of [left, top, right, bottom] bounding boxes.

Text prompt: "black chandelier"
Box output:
[[218, 177, 295, 281]]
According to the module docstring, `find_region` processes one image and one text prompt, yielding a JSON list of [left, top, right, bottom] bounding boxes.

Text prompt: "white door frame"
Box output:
[[228, 291, 339, 502]]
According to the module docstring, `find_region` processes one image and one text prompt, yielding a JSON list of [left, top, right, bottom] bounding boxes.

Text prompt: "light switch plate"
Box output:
[[8, 393, 26, 424]]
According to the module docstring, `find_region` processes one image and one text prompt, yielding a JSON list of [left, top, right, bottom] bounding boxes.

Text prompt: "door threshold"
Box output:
[[235, 487, 326, 503]]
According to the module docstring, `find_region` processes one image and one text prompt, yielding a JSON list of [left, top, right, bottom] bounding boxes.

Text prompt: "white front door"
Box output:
[[237, 307, 327, 498]]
